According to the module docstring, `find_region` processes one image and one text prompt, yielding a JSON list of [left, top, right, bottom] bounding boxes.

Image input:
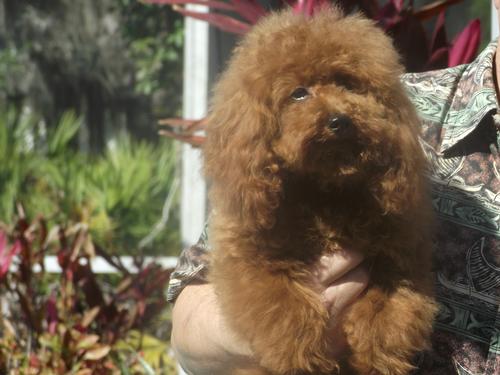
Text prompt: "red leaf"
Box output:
[[415, 0, 464, 21], [46, 293, 59, 334], [57, 249, 66, 268], [65, 268, 74, 281], [429, 11, 447, 53], [0, 231, 6, 255], [142, 0, 235, 12], [158, 129, 206, 146], [153, 1, 254, 35], [0, 232, 8, 278], [29, 354, 41, 368], [137, 299, 146, 316], [158, 117, 207, 132], [448, 19, 481, 67], [293, 0, 328, 16], [357, 0, 380, 18], [376, 0, 403, 29], [173, 6, 251, 34], [0, 234, 21, 279], [335, 0, 358, 13], [229, 0, 266, 24], [10, 241, 22, 262], [391, 0, 404, 12], [387, 13, 429, 72], [426, 47, 449, 71]]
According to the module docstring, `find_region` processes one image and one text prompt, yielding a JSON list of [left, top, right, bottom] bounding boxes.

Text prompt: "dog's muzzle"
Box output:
[[327, 114, 354, 135]]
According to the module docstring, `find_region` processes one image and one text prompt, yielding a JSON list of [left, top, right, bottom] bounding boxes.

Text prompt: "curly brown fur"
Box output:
[[204, 7, 438, 375]]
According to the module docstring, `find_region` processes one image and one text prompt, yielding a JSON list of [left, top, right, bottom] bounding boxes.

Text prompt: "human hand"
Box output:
[[171, 250, 369, 374], [172, 283, 266, 375], [311, 249, 370, 358]]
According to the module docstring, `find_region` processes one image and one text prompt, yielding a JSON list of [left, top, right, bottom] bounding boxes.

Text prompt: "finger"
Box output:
[[324, 312, 349, 358], [322, 264, 370, 318], [313, 248, 365, 286]]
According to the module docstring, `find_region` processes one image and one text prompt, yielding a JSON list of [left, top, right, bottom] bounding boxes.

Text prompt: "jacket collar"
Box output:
[[440, 41, 498, 154]]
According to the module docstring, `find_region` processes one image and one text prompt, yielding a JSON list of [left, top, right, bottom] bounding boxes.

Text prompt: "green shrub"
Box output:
[[0, 108, 180, 256], [0, 216, 177, 374]]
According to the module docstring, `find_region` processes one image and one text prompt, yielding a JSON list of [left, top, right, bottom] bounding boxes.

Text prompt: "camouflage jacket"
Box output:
[[168, 41, 500, 375]]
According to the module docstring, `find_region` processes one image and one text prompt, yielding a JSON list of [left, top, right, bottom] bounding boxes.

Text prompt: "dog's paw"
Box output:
[[257, 332, 337, 375], [249, 296, 338, 375], [211, 253, 339, 374], [343, 286, 437, 375]]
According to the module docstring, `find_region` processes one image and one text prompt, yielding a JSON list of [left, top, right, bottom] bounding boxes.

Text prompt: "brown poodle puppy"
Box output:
[[204, 8, 438, 375]]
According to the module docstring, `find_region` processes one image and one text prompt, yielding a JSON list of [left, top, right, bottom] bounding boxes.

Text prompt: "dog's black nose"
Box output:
[[327, 115, 353, 134]]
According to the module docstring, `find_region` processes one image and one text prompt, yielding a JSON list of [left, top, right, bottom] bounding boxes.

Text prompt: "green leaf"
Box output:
[[83, 345, 111, 361], [76, 334, 100, 350], [136, 356, 156, 375], [48, 112, 82, 155]]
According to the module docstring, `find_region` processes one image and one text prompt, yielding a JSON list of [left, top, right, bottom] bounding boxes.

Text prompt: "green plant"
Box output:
[[0, 108, 180, 256], [470, 0, 492, 51], [130, 25, 183, 96], [0, 215, 176, 374], [120, 0, 184, 116], [0, 47, 31, 99], [86, 134, 179, 255], [0, 107, 44, 221]]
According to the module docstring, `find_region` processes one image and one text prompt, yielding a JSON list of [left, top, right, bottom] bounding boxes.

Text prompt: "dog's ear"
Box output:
[[204, 79, 282, 231], [373, 96, 428, 216]]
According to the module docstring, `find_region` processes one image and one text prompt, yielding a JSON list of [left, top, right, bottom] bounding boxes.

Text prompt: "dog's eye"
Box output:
[[291, 87, 310, 101], [334, 73, 360, 92]]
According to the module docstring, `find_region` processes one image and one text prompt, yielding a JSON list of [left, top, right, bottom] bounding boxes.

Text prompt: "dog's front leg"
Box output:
[[343, 282, 437, 375], [210, 250, 337, 375]]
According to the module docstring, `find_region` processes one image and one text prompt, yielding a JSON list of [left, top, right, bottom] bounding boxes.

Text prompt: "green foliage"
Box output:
[[131, 26, 183, 96], [87, 134, 180, 255], [115, 331, 177, 373], [47, 112, 82, 155], [120, 1, 184, 115], [0, 47, 28, 95], [0, 1, 184, 149], [469, 0, 491, 50], [0, 217, 176, 374], [0, 108, 180, 256], [0, 108, 40, 221]]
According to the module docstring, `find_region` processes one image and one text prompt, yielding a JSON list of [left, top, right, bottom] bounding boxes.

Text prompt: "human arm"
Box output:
[[171, 283, 261, 375], [170, 249, 369, 374]]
